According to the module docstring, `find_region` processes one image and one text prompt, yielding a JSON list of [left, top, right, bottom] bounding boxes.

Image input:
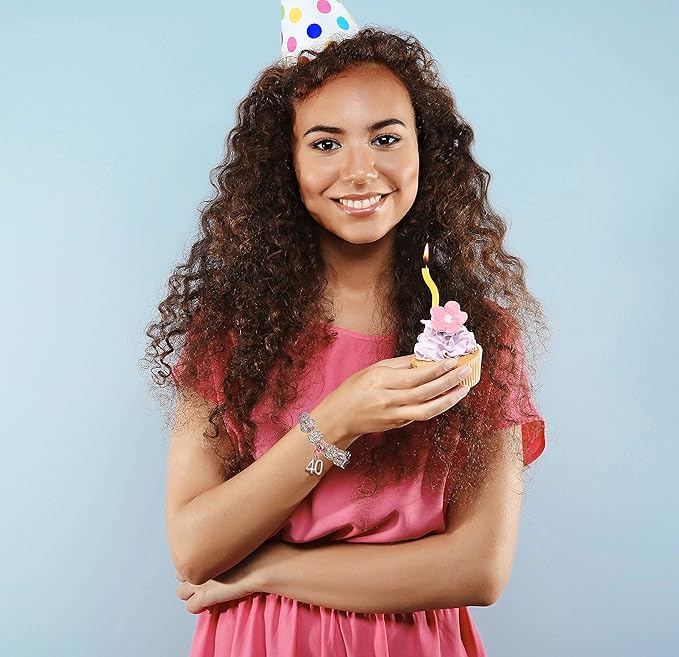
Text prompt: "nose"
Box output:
[[340, 146, 378, 185]]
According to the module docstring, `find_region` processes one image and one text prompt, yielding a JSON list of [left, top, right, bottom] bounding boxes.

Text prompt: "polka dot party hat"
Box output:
[[280, 1, 360, 62]]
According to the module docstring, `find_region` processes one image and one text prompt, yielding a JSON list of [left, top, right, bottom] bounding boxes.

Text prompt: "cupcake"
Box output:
[[410, 300, 483, 388]]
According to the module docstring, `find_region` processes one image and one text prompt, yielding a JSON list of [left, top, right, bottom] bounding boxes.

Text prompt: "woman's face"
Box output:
[[291, 63, 419, 245]]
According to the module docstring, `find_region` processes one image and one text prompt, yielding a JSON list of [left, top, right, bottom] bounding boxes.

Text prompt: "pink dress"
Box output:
[[174, 323, 546, 657]]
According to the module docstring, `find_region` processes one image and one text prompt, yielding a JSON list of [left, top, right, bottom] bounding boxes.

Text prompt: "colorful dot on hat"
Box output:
[[289, 7, 302, 23], [337, 16, 350, 30], [280, 4, 285, 19], [317, 0, 331, 13], [287, 36, 297, 52], [307, 23, 322, 38]]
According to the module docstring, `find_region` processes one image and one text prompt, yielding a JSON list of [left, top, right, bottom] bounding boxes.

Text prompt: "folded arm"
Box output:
[[257, 528, 486, 614], [255, 425, 525, 614]]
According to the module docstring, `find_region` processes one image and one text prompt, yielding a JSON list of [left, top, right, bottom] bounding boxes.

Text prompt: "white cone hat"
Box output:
[[280, 1, 360, 61]]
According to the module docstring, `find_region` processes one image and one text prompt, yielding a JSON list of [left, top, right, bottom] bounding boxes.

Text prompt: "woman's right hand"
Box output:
[[320, 355, 472, 441]]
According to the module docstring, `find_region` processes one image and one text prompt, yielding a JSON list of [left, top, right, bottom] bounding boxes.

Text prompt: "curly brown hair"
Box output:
[[142, 27, 549, 517]]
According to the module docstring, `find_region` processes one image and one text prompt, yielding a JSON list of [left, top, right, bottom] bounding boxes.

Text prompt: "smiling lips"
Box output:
[[332, 192, 392, 216]]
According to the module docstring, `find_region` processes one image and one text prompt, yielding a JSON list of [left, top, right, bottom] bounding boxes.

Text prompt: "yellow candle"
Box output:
[[421, 243, 439, 308]]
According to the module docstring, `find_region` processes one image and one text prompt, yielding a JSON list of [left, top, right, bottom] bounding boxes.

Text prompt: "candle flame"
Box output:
[[423, 242, 429, 266]]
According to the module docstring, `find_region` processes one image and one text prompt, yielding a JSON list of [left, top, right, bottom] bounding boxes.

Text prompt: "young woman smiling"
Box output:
[[145, 16, 547, 657]]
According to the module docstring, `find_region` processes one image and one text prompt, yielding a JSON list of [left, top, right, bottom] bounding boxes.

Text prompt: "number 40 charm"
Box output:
[[306, 457, 324, 476]]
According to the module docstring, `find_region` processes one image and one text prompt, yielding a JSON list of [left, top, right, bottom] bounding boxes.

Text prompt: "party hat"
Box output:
[[280, 1, 360, 61]]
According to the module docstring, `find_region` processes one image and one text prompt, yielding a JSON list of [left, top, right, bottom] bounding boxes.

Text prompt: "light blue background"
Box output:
[[2, 1, 677, 655]]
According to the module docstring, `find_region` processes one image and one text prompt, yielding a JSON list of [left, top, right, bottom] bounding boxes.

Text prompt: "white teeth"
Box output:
[[339, 195, 382, 209]]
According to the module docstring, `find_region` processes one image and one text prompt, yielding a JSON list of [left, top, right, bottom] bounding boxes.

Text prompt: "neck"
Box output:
[[318, 225, 396, 298]]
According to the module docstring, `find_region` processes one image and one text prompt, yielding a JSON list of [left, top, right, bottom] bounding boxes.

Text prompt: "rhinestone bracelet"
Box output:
[[298, 411, 351, 475]]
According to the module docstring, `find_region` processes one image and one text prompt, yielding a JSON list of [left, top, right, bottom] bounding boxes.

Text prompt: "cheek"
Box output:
[[384, 145, 417, 175], [392, 150, 419, 193], [297, 161, 335, 199], [406, 145, 420, 176]]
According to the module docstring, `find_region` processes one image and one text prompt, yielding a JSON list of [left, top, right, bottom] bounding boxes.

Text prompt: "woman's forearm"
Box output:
[[257, 530, 488, 614], [169, 399, 354, 586]]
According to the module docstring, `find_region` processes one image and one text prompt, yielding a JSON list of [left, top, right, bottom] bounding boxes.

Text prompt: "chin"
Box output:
[[329, 221, 400, 244]]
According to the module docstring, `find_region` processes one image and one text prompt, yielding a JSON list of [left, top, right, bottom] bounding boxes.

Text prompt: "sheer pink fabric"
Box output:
[[172, 323, 545, 656]]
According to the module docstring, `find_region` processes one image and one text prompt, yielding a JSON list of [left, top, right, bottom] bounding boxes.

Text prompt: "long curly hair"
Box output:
[[142, 27, 550, 517]]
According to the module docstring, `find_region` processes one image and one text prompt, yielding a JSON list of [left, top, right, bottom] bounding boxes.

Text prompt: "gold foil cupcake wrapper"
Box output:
[[410, 344, 483, 389], [460, 344, 482, 388]]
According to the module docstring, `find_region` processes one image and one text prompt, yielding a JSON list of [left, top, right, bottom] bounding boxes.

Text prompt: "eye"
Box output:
[[373, 134, 400, 147], [311, 139, 340, 151]]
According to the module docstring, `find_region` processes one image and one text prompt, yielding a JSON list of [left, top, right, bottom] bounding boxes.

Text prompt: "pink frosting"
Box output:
[[413, 301, 479, 361]]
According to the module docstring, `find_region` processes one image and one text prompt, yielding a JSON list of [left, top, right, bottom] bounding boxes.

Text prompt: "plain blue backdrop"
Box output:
[[2, 1, 677, 655]]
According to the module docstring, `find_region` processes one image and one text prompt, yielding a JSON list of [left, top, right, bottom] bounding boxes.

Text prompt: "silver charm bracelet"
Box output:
[[298, 411, 351, 475]]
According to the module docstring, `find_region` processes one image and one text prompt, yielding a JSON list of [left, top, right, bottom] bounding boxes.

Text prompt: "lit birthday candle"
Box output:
[[421, 242, 439, 309]]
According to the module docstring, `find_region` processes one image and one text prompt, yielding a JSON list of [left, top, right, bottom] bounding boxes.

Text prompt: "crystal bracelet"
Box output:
[[298, 411, 351, 475]]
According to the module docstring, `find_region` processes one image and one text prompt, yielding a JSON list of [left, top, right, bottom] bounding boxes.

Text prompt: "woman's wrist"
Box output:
[[311, 399, 357, 451], [252, 541, 292, 594]]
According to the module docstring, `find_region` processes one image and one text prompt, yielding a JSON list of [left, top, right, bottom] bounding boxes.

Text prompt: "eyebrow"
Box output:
[[302, 118, 406, 138]]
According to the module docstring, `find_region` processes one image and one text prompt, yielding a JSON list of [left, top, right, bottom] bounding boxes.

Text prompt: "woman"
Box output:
[[144, 7, 548, 655]]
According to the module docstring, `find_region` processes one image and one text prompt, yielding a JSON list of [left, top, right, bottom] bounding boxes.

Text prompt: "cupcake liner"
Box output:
[[410, 344, 483, 388]]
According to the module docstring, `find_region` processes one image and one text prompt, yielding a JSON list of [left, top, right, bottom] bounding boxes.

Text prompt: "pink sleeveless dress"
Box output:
[[173, 323, 545, 657]]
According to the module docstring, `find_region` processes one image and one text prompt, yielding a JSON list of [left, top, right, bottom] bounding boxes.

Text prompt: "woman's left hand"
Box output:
[[175, 541, 282, 615]]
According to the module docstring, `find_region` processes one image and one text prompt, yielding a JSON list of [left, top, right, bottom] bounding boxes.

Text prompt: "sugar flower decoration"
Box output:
[[430, 301, 468, 334]]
